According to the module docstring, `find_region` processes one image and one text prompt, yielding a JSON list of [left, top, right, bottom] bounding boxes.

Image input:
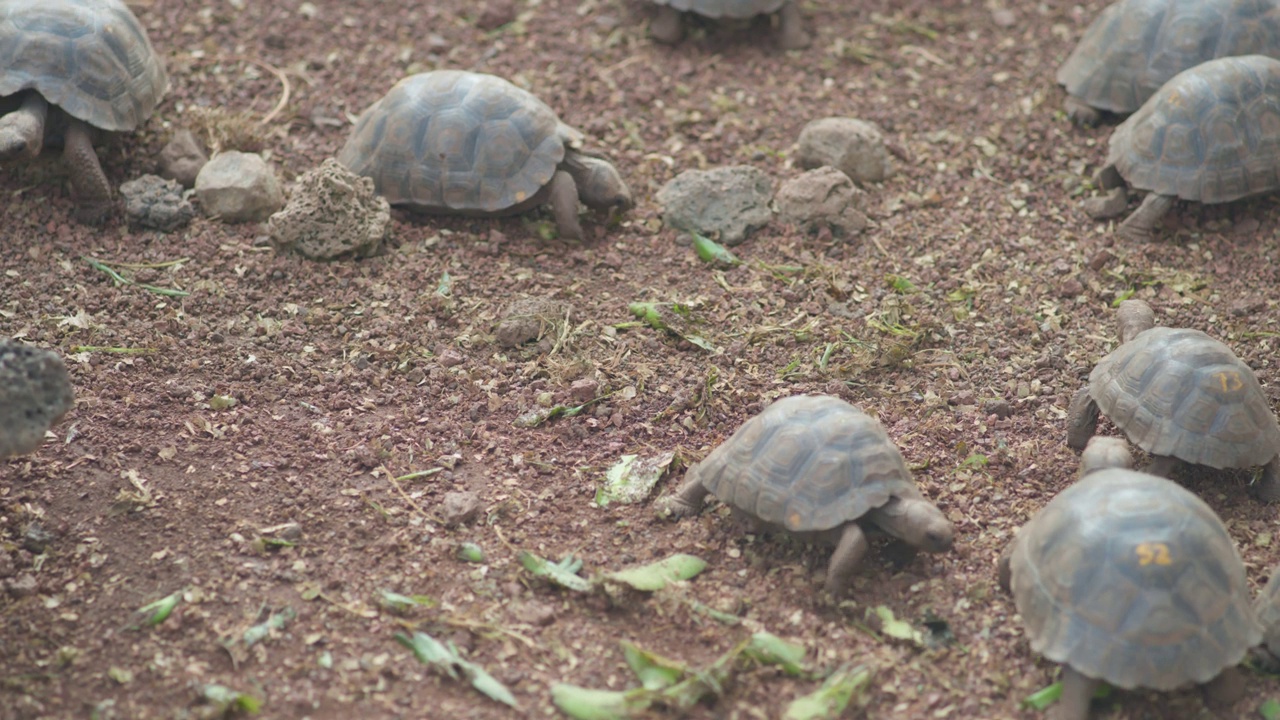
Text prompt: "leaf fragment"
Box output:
[[595, 452, 675, 507], [519, 551, 593, 592], [745, 632, 807, 676], [603, 554, 707, 591], [395, 631, 519, 708], [692, 233, 742, 268]]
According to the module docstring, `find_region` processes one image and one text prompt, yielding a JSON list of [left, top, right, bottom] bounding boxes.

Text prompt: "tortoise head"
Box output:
[[1116, 299, 1156, 344], [877, 497, 954, 553], [566, 154, 633, 213], [1079, 436, 1133, 476]]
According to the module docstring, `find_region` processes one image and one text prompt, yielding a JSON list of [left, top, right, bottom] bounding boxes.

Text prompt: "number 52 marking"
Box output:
[[1136, 542, 1172, 566]]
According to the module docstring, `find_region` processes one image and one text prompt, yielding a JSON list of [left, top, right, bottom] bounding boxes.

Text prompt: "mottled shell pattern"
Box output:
[[336, 70, 584, 214], [1057, 0, 1280, 116], [1106, 54, 1280, 203], [650, 0, 788, 19], [1088, 325, 1280, 468], [0, 0, 168, 131], [1008, 468, 1261, 690], [693, 394, 921, 533]]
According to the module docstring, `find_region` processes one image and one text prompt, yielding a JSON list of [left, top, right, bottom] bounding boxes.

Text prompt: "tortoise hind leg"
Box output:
[[1252, 454, 1280, 502], [656, 468, 710, 519], [1065, 387, 1099, 450], [1146, 455, 1181, 479], [1200, 667, 1245, 708], [1117, 193, 1175, 241], [64, 118, 112, 226], [548, 170, 584, 241], [776, 2, 810, 50], [1063, 96, 1101, 126], [1053, 666, 1100, 720], [822, 523, 869, 595], [0, 92, 49, 160], [650, 6, 684, 44]]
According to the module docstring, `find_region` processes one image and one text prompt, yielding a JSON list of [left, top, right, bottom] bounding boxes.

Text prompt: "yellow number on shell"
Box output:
[[1136, 542, 1172, 566], [1214, 371, 1244, 393]]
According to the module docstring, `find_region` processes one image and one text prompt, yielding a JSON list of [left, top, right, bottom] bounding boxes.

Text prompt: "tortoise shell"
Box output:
[[693, 394, 920, 532], [0, 0, 167, 131], [1258, 570, 1280, 656], [1105, 54, 1280, 203], [1089, 325, 1280, 468], [650, 0, 788, 19], [336, 70, 583, 214], [1008, 468, 1261, 689], [1057, 0, 1280, 116]]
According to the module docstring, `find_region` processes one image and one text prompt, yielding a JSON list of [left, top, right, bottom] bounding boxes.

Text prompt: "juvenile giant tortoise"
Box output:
[[649, 0, 809, 50], [1058, 0, 1280, 125], [0, 0, 168, 224], [337, 71, 632, 242], [657, 394, 954, 595], [1085, 54, 1280, 240], [1067, 299, 1280, 501], [999, 437, 1261, 720]]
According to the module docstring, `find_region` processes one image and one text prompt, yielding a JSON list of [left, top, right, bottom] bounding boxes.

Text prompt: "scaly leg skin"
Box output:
[[1063, 96, 1101, 127], [996, 539, 1016, 593], [656, 470, 710, 519], [650, 6, 684, 44], [1117, 193, 1175, 242], [0, 92, 49, 160], [64, 118, 112, 226], [1145, 455, 1180, 479], [776, 1, 811, 50], [1253, 455, 1280, 502], [1200, 667, 1244, 708], [822, 523, 869, 596], [1065, 387, 1099, 451], [1052, 666, 1100, 720], [547, 170, 583, 242], [1094, 164, 1124, 191]]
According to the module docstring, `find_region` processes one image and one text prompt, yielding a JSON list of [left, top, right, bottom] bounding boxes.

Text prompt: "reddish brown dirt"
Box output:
[[3, 1, 1280, 719]]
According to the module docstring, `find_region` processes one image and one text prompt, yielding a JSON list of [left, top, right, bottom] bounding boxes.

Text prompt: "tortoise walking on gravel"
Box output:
[[657, 394, 954, 595], [1057, 0, 1280, 126], [648, 0, 810, 50], [1066, 299, 1280, 501], [337, 71, 633, 242], [999, 437, 1262, 720], [1084, 54, 1280, 241], [0, 0, 168, 225]]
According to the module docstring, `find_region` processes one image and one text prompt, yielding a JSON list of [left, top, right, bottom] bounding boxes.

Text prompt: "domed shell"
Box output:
[[693, 395, 919, 532], [1009, 469, 1261, 690], [1257, 570, 1280, 655], [1058, 0, 1280, 117], [1089, 325, 1280, 468], [1105, 54, 1280, 203], [650, 0, 788, 20], [336, 70, 582, 214], [0, 0, 168, 131]]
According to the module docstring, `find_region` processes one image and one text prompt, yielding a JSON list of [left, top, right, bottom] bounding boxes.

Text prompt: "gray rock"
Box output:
[[440, 491, 481, 527], [267, 159, 390, 260], [656, 165, 773, 246], [195, 151, 285, 223], [157, 129, 208, 188], [494, 296, 572, 348], [0, 341, 74, 460], [119, 174, 195, 232], [795, 117, 895, 184], [775, 166, 868, 236]]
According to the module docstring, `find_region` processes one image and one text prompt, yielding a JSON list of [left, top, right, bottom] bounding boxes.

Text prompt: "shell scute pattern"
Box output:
[[655, 0, 788, 19], [1108, 54, 1280, 202], [1058, 0, 1280, 115], [337, 71, 574, 213], [1010, 469, 1260, 689], [0, 0, 166, 131], [694, 395, 915, 533], [1089, 326, 1280, 467]]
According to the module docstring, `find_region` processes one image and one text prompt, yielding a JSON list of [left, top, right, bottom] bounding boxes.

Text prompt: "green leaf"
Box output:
[[550, 683, 650, 720], [745, 632, 807, 676], [137, 590, 182, 626], [1022, 680, 1111, 710], [436, 271, 454, 297], [243, 607, 296, 647], [782, 664, 873, 720], [886, 274, 916, 293], [628, 302, 665, 329], [870, 606, 924, 647], [621, 640, 686, 690], [513, 403, 586, 428], [626, 302, 716, 352], [396, 632, 519, 708], [688, 600, 742, 625], [1260, 698, 1280, 720], [456, 542, 486, 563], [379, 590, 436, 613], [596, 452, 675, 507], [519, 551, 594, 592], [692, 233, 742, 268], [201, 684, 263, 714], [604, 554, 707, 591]]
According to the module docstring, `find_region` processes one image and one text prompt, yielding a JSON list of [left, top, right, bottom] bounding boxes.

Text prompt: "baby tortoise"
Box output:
[[649, 0, 809, 50]]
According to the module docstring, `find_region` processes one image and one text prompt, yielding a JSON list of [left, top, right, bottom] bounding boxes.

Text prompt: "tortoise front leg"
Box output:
[[656, 468, 710, 519], [1065, 387, 1099, 450], [1117, 193, 1175, 241], [650, 6, 684, 44], [996, 538, 1016, 593], [1063, 95, 1101, 127], [548, 169, 584, 241], [1053, 666, 1099, 720], [1145, 455, 1181, 479], [64, 118, 112, 226], [1252, 454, 1280, 502], [0, 92, 49, 160], [1200, 666, 1245, 708], [823, 522, 869, 595], [776, 1, 811, 50]]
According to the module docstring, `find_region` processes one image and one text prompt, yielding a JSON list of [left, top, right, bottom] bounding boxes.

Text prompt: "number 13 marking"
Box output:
[[1215, 371, 1243, 392]]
